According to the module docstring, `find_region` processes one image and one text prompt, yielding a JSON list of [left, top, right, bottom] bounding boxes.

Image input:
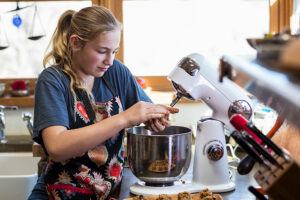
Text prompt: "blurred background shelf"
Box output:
[[0, 94, 34, 107], [0, 78, 35, 107], [221, 55, 300, 130]]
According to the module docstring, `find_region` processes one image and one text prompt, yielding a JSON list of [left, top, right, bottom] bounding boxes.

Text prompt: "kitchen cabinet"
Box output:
[[220, 55, 300, 130]]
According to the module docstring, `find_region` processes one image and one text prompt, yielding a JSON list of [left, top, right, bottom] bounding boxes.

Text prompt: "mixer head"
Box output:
[[168, 55, 203, 107], [168, 53, 253, 128], [169, 58, 200, 105]]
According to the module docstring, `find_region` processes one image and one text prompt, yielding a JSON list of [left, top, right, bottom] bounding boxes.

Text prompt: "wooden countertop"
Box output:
[[119, 164, 258, 200]]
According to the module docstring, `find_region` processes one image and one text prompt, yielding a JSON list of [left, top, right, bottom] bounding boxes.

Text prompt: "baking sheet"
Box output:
[[125, 193, 223, 200]]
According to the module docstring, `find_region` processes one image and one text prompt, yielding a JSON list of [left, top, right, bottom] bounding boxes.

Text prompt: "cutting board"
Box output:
[[125, 193, 223, 200]]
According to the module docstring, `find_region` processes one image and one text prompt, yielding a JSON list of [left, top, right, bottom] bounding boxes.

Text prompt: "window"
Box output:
[[292, 0, 300, 34], [123, 0, 269, 76], [0, 1, 91, 78]]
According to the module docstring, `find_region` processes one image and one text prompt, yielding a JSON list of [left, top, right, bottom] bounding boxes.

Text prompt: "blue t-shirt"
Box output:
[[33, 59, 151, 148], [32, 59, 152, 199]]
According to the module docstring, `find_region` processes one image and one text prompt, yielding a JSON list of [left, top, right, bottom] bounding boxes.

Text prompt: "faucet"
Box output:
[[22, 112, 33, 136], [0, 105, 18, 144]]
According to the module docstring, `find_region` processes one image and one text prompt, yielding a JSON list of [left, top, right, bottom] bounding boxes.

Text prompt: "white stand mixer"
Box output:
[[129, 53, 253, 195], [192, 118, 235, 192], [129, 119, 235, 195]]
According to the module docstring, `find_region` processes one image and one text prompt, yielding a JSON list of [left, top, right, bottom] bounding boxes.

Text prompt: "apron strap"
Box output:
[[79, 89, 96, 122], [102, 75, 118, 97], [74, 75, 118, 123]]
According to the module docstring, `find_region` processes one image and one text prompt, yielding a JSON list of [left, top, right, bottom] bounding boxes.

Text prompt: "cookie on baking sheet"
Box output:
[[199, 188, 218, 200], [178, 191, 192, 200], [156, 194, 171, 200], [133, 195, 147, 200]]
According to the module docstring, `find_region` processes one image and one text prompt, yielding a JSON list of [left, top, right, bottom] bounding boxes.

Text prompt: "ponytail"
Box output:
[[43, 6, 122, 101]]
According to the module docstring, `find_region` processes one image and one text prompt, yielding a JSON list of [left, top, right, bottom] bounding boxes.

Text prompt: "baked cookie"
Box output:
[[156, 194, 171, 200], [199, 188, 217, 200], [199, 188, 213, 198], [133, 195, 147, 200], [202, 196, 216, 200], [178, 191, 192, 200]]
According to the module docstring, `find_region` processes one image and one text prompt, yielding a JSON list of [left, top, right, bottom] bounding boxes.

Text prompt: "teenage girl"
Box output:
[[28, 6, 178, 200]]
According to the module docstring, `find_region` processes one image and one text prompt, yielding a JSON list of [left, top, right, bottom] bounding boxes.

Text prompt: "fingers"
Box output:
[[128, 102, 179, 131], [143, 102, 180, 115], [159, 117, 171, 127], [146, 105, 179, 119], [157, 104, 179, 114], [146, 105, 168, 115], [151, 119, 160, 132], [154, 119, 165, 132], [144, 104, 168, 121], [144, 119, 156, 132], [167, 107, 179, 114], [143, 103, 177, 132], [146, 119, 165, 132]]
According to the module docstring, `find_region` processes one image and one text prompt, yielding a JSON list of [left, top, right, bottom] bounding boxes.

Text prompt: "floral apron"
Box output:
[[45, 76, 125, 200]]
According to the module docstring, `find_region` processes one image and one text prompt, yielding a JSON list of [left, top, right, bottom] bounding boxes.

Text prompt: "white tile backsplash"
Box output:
[[171, 103, 212, 130], [4, 107, 34, 136]]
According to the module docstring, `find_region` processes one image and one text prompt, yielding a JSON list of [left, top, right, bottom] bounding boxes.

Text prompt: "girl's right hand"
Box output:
[[144, 105, 179, 132], [120, 101, 169, 128]]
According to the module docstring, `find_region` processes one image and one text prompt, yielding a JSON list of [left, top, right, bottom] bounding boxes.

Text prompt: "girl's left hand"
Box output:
[[145, 105, 179, 132]]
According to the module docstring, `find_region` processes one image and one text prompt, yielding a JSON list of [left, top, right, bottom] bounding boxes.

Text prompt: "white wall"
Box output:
[[4, 107, 34, 136], [0, 1, 91, 78], [171, 103, 212, 136]]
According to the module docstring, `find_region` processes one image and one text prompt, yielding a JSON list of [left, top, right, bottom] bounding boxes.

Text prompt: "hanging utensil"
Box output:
[[28, 3, 45, 40], [0, 15, 9, 50]]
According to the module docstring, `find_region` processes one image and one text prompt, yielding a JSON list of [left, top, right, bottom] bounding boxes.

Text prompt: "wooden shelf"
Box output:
[[0, 78, 36, 107], [0, 94, 34, 107]]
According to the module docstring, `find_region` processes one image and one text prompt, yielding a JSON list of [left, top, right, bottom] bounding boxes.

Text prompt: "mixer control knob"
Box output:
[[207, 144, 224, 161]]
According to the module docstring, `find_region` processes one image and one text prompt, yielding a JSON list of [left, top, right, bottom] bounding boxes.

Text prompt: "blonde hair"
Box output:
[[43, 6, 122, 99]]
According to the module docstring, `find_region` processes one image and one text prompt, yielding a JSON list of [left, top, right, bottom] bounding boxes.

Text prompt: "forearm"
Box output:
[[272, 124, 300, 163], [43, 101, 171, 162], [43, 114, 127, 162]]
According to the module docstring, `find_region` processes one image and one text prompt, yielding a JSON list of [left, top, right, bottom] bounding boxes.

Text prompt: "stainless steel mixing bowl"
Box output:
[[127, 126, 192, 186]]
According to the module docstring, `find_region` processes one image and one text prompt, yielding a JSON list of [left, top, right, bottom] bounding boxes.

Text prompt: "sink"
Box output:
[[0, 152, 40, 200]]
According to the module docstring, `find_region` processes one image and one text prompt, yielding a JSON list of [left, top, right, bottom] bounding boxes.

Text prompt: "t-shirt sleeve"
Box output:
[[113, 61, 152, 109], [125, 70, 152, 108], [32, 70, 70, 148]]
